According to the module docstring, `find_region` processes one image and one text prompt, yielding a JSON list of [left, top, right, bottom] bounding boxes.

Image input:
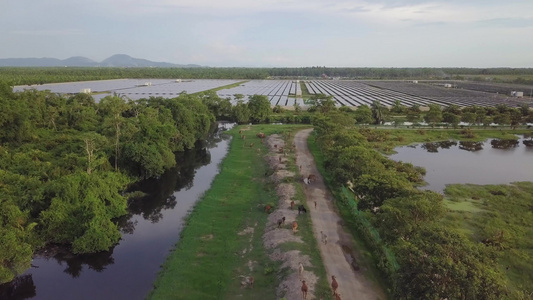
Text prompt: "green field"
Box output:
[[148, 124, 333, 300]]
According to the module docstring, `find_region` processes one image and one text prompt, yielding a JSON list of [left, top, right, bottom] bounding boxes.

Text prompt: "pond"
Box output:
[[0, 123, 234, 300], [389, 136, 533, 192]]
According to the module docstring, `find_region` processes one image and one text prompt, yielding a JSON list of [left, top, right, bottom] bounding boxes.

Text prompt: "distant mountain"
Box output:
[[0, 54, 201, 68]]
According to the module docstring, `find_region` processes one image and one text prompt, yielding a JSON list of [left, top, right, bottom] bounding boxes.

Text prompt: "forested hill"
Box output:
[[1, 67, 533, 86], [0, 54, 201, 68]]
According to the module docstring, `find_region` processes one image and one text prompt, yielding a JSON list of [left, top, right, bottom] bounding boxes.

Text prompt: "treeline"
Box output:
[[351, 99, 533, 129], [0, 83, 226, 283], [2, 67, 533, 86], [312, 115, 508, 299]]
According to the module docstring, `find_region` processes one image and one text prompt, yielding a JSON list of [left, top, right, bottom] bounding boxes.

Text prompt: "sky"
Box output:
[[1, 0, 533, 67]]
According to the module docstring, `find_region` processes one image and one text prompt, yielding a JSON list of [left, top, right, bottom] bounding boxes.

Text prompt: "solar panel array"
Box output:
[[216, 80, 305, 106], [13, 79, 533, 108], [14, 79, 240, 102]]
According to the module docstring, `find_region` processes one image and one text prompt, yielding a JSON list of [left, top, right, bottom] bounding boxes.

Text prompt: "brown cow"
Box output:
[[292, 221, 298, 233], [265, 204, 272, 213], [301, 280, 308, 300], [256, 132, 265, 138], [277, 217, 285, 228], [290, 200, 295, 210], [307, 174, 316, 183], [331, 275, 339, 295]]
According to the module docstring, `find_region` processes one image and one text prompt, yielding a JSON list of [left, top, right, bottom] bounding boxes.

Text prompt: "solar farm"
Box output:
[[13, 79, 533, 108], [13, 79, 241, 102]]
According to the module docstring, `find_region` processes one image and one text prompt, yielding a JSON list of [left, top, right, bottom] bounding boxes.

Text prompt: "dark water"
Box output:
[[0, 123, 233, 300], [389, 136, 533, 192]]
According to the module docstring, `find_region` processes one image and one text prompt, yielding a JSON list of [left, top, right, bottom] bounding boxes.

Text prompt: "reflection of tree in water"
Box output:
[[459, 141, 484, 152], [523, 134, 533, 147], [204, 122, 233, 149], [421, 142, 439, 153], [33, 246, 115, 278], [421, 141, 457, 153], [0, 275, 36, 300], [490, 139, 519, 149], [55, 249, 114, 277], [120, 138, 213, 230]]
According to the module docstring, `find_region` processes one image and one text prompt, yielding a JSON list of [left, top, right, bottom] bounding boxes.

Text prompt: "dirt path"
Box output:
[[294, 129, 385, 300]]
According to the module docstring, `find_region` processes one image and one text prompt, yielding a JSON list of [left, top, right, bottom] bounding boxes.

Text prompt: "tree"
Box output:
[[371, 100, 386, 125], [393, 226, 506, 299], [374, 191, 445, 243], [99, 96, 131, 171], [442, 104, 461, 116], [442, 112, 460, 129], [122, 105, 177, 179], [354, 170, 414, 211], [247, 94, 271, 123], [310, 94, 336, 114], [424, 104, 442, 127], [391, 100, 405, 114], [355, 105, 373, 126], [461, 112, 476, 127], [232, 100, 251, 124], [509, 108, 524, 129], [39, 171, 129, 253], [493, 112, 511, 128]]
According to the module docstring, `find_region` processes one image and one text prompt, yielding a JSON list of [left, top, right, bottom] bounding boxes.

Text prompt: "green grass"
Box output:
[[148, 124, 332, 300], [442, 183, 533, 297]]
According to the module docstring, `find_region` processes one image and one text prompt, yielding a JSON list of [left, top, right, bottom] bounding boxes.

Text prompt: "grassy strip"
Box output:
[[191, 80, 248, 95], [148, 124, 329, 300], [307, 132, 391, 297]]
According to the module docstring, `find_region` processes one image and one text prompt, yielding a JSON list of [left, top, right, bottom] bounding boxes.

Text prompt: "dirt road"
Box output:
[[294, 129, 385, 300]]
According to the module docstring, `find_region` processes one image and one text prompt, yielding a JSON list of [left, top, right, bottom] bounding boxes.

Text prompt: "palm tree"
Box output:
[[371, 100, 385, 124]]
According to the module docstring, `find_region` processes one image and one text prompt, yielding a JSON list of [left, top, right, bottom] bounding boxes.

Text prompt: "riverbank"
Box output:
[[148, 124, 332, 300]]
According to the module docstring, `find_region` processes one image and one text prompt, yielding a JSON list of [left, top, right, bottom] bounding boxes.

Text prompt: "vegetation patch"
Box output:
[[148, 124, 332, 300]]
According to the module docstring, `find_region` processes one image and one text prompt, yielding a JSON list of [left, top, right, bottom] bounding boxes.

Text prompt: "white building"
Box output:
[[510, 91, 524, 98], [444, 83, 453, 88], [80, 88, 91, 94]]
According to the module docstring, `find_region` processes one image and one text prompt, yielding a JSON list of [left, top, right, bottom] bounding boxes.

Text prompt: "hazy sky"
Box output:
[[2, 0, 532, 67]]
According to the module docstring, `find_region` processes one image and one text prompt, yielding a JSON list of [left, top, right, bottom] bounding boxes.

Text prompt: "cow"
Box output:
[[298, 205, 307, 215]]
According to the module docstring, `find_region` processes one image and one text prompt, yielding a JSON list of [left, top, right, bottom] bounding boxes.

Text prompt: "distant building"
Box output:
[[411, 80, 418, 84], [510, 91, 524, 98], [80, 88, 91, 94], [175, 79, 182, 83], [444, 83, 453, 88]]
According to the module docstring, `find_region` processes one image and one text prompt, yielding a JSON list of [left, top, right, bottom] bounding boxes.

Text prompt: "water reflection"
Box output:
[[459, 141, 484, 152], [0, 275, 35, 300], [490, 139, 519, 149], [124, 145, 211, 225], [35, 247, 115, 278], [390, 136, 533, 192]]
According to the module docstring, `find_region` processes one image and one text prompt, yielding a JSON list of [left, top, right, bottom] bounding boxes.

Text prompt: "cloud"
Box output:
[[9, 29, 83, 36]]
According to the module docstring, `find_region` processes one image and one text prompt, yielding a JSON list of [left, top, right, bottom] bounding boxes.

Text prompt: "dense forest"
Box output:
[[0, 81, 292, 284], [2, 67, 533, 86]]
